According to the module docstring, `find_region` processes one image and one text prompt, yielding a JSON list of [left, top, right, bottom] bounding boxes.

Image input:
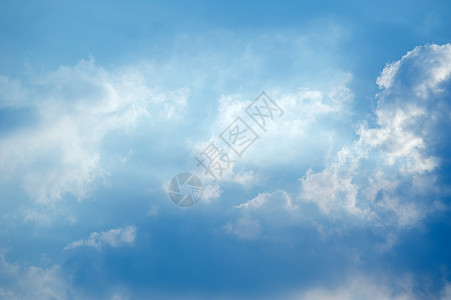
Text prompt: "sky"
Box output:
[[1, 0, 451, 299]]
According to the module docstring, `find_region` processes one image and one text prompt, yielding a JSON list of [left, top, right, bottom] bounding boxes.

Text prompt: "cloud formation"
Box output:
[[300, 44, 451, 227], [291, 275, 451, 300], [64, 225, 136, 250], [0, 250, 73, 299], [231, 44, 451, 250], [0, 58, 188, 205], [189, 81, 355, 191]]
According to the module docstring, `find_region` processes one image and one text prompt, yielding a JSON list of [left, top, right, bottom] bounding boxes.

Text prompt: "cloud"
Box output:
[[0, 58, 188, 205], [228, 170, 259, 187], [201, 184, 222, 203], [64, 225, 136, 250], [146, 204, 159, 217], [221, 44, 451, 253], [285, 273, 451, 300], [0, 30, 355, 210], [216, 84, 354, 168], [0, 76, 28, 109], [289, 274, 420, 300], [189, 81, 355, 189], [443, 284, 451, 300], [300, 158, 359, 215], [226, 190, 303, 237], [223, 217, 261, 240], [0, 249, 134, 299], [236, 189, 297, 211], [299, 44, 451, 229], [376, 44, 451, 98], [0, 250, 73, 299], [115, 149, 136, 164]]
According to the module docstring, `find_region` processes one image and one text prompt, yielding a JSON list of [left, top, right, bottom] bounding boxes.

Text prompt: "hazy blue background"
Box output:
[[1, 0, 451, 299]]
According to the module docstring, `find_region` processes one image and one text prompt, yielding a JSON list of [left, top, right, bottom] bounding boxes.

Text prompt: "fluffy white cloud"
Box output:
[[376, 44, 451, 98], [299, 149, 359, 215], [299, 44, 451, 228], [227, 44, 451, 247], [64, 225, 136, 250]]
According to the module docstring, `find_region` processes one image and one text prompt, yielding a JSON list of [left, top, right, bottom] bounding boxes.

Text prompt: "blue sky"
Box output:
[[1, 0, 451, 299]]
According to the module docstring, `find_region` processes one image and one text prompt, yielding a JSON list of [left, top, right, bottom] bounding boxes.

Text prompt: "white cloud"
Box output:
[[376, 59, 401, 90], [443, 283, 451, 300], [223, 217, 261, 240], [225, 44, 451, 247], [64, 225, 136, 250], [236, 189, 297, 211], [298, 44, 451, 229], [358, 106, 438, 174], [228, 170, 259, 186], [300, 164, 358, 215], [217, 84, 354, 167], [0, 250, 73, 299], [0, 248, 134, 299], [190, 82, 355, 189], [287, 274, 451, 300], [226, 190, 299, 236], [0, 58, 188, 205], [290, 275, 417, 300], [201, 184, 222, 203], [0, 76, 29, 108], [115, 149, 136, 164], [146, 204, 159, 217], [110, 287, 131, 300], [377, 44, 451, 98]]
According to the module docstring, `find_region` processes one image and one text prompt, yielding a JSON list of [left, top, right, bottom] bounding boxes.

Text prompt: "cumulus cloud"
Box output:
[[64, 225, 136, 250], [226, 44, 451, 249], [299, 149, 360, 215], [299, 44, 451, 228]]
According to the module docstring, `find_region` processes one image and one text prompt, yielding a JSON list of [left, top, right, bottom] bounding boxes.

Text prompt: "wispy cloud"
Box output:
[[64, 225, 136, 250], [0, 249, 73, 299], [223, 217, 261, 240], [0, 58, 188, 206]]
